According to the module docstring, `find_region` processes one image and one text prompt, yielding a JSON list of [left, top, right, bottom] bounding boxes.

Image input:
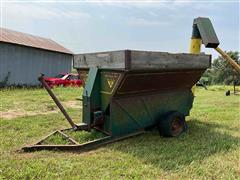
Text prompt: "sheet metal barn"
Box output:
[[0, 28, 73, 86]]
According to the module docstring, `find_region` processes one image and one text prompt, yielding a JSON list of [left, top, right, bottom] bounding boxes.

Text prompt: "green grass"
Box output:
[[0, 87, 83, 112], [41, 130, 106, 145], [41, 132, 71, 145], [64, 129, 106, 144], [0, 86, 239, 179]]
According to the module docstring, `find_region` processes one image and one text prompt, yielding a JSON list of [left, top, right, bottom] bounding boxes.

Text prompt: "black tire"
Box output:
[[157, 111, 187, 137]]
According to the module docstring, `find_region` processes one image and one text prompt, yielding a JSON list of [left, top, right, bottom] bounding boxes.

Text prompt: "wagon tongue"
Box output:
[[38, 74, 79, 130], [37, 75, 90, 131]]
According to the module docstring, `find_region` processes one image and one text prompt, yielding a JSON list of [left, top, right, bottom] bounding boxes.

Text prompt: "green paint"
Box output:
[[110, 90, 194, 136], [81, 68, 198, 137], [82, 67, 100, 127], [193, 17, 219, 48], [100, 71, 121, 111]]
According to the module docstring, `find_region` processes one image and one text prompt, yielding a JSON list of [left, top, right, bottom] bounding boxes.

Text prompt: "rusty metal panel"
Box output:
[[0, 28, 72, 54], [116, 70, 204, 96]]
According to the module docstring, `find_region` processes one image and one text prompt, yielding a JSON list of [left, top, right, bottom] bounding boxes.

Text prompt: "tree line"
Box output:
[[201, 51, 240, 85]]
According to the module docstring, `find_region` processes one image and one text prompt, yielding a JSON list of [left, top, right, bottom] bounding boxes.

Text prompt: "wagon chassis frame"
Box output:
[[22, 126, 145, 152]]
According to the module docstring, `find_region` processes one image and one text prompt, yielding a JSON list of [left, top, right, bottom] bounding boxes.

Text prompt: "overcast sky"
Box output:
[[1, 0, 239, 59]]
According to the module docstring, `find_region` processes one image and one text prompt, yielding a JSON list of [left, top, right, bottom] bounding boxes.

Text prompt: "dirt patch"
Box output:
[[0, 109, 58, 120], [1, 101, 82, 120], [63, 101, 82, 109]]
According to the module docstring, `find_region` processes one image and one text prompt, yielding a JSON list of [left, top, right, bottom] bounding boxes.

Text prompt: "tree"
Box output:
[[202, 51, 240, 85]]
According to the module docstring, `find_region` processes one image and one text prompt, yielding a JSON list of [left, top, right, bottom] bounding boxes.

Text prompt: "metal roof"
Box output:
[[0, 27, 72, 54]]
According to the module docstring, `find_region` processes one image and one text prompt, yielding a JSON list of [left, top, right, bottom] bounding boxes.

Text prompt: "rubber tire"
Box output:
[[157, 111, 187, 137]]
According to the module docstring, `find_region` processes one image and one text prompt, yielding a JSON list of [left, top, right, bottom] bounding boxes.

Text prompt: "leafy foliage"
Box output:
[[202, 51, 240, 85]]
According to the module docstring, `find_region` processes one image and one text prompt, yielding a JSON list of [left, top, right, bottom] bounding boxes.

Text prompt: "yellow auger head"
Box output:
[[190, 17, 240, 72]]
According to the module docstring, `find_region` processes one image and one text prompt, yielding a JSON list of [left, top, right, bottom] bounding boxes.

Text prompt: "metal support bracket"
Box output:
[[21, 129, 145, 152]]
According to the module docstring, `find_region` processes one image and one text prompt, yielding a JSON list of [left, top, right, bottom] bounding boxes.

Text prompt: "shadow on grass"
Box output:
[[15, 117, 239, 172], [106, 119, 239, 171]]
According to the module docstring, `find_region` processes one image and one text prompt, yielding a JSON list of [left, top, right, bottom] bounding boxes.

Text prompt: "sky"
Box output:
[[0, 0, 239, 59]]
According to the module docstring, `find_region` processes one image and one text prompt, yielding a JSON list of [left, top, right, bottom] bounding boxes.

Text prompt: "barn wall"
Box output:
[[0, 43, 72, 86]]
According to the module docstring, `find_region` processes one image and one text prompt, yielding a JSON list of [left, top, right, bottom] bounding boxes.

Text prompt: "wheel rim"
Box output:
[[171, 117, 184, 136]]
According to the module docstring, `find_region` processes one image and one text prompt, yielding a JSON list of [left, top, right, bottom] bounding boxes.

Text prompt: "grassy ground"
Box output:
[[0, 86, 239, 179]]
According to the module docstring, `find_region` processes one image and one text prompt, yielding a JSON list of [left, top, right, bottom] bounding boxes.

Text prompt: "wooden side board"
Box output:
[[74, 50, 211, 70], [74, 50, 126, 69], [130, 51, 211, 70]]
